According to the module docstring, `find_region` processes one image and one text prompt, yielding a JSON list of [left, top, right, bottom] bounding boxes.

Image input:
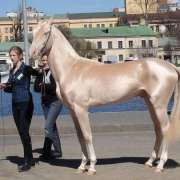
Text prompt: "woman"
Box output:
[[0, 46, 39, 172], [34, 54, 63, 160]]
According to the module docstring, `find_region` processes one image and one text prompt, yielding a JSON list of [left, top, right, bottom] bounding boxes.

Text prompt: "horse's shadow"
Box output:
[[6, 152, 179, 170], [48, 156, 180, 170]]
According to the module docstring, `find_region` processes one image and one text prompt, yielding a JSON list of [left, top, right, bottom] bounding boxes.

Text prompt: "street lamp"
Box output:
[[22, 0, 29, 65]]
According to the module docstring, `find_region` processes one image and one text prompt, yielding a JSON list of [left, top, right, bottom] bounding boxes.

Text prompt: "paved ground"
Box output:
[[0, 112, 180, 180]]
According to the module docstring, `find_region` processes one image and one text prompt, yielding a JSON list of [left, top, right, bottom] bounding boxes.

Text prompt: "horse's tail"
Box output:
[[167, 67, 180, 142]]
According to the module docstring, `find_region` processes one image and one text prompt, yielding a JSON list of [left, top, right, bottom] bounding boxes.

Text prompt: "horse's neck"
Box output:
[[48, 27, 79, 81], [52, 27, 78, 59]]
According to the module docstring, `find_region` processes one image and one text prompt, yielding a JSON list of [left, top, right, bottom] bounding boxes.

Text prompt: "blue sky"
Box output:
[[0, 0, 124, 17]]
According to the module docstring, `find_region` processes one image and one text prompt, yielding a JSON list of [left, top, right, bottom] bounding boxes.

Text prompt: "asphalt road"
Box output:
[[0, 112, 180, 179], [0, 131, 180, 180]]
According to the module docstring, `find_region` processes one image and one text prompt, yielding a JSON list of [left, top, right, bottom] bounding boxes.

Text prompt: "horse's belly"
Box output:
[[89, 84, 140, 106]]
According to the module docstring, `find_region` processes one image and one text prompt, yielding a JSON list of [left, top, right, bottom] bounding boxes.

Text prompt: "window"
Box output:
[[169, 24, 176, 32], [150, 26, 154, 31], [118, 41, 123, 48], [129, 54, 133, 57], [84, 24, 88, 28], [10, 27, 13, 33], [96, 24, 100, 28], [88, 24, 92, 28], [109, 24, 113, 27], [29, 26, 33, 32], [142, 40, 146, 48], [149, 40, 153, 48], [156, 25, 159, 32], [5, 27, 8, 33], [97, 41, 102, 49], [5, 36, 9, 41], [108, 41, 112, 49], [129, 41, 133, 48], [10, 36, 14, 41], [101, 24, 105, 28], [119, 55, 123, 61]]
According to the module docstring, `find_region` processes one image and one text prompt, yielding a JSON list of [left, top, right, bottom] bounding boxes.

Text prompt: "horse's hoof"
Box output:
[[75, 168, 86, 174], [145, 161, 153, 168], [87, 169, 96, 175], [155, 168, 163, 173]]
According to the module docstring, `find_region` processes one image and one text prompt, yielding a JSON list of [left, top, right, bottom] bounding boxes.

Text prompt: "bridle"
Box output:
[[40, 25, 52, 57]]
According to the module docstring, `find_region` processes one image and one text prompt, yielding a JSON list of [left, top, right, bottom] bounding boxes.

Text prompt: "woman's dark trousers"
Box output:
[[12, 98, 34, 171]]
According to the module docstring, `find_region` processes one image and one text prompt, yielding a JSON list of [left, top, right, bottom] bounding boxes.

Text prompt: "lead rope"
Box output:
[[41, 69, 46, 96]]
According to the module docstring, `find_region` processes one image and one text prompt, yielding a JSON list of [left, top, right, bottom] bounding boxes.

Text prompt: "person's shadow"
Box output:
[[5, 148, 180, 170]]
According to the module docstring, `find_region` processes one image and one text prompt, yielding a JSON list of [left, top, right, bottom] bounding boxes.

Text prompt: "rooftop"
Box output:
[[0, 42, 25, 52], [66, 11, 125, 19], [71, 25, 157, 38]]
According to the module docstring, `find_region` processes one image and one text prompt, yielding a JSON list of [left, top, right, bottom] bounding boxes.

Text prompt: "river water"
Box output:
[[0, 90, 173, 117]]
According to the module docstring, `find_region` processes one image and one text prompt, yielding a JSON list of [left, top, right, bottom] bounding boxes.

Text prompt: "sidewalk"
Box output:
[[0, 111, 180, 180]]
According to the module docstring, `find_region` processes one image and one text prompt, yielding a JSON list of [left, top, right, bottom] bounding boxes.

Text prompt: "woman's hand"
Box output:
[[0, 83, 6, 90]]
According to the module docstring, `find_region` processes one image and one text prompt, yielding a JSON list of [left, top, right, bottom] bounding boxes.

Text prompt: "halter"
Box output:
[[40, 25, 52, 56]]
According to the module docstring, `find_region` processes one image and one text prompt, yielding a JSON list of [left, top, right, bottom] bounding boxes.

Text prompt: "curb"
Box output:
[[0, 111, 154, 135]]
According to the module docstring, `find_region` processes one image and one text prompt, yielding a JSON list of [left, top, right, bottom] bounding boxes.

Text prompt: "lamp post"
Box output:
[[22, 0, 29, 65]]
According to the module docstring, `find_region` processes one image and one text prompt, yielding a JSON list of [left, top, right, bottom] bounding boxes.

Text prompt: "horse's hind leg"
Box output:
[[71, 105, 97, 175], [153, 107, 169, 172], [144, 97, 162, 167], [147, 101, 170, 172]]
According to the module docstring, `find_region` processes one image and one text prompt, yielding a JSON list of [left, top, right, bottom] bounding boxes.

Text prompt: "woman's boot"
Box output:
[[53, 136, 62, 158], [40, 137, 53, 160], [18, 140, 34, 172]]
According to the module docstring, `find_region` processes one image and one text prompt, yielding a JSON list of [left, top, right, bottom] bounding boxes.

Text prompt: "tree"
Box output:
[[8, 5, 24, 42], [133, 0, 158, 24], [58, 25, 96, 58]]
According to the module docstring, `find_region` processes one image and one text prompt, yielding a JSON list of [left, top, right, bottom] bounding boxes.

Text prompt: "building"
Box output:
[[0, 8, 125, 42], [125, 0, 159, 14], [125, 0, 179, 14], [121, 10, 180, 63], [0, 7, 180, 64], [71, 25, 158, 62]]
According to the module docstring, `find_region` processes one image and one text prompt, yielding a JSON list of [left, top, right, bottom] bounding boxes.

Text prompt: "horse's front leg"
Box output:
[[71, 105, 97, 175], [70, 111, 89, 173]]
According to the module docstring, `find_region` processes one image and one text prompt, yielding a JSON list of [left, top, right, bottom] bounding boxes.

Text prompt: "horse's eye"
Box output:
[[44, 31, 50, 36]]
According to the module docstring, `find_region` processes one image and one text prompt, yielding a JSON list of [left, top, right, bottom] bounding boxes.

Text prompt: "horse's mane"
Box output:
[[52, 25, 79, 58]]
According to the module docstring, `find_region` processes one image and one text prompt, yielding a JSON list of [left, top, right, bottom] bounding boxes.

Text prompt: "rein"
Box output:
[[40, 25, 52, 56]]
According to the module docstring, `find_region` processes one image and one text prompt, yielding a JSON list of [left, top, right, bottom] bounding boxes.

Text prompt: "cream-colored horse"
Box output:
[[29, 21, 180, 175]]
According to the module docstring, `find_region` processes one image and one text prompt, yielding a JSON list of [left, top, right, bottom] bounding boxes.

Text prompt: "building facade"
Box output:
[[71, 26, 158, 62], [0, 9, 124, 42]]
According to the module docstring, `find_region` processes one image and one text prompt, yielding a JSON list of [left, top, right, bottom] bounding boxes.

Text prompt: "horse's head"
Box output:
[[29, 19, 53, 60]]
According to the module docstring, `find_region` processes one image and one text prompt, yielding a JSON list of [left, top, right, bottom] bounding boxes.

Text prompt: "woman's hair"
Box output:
[[9, 46, 23, 56]]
